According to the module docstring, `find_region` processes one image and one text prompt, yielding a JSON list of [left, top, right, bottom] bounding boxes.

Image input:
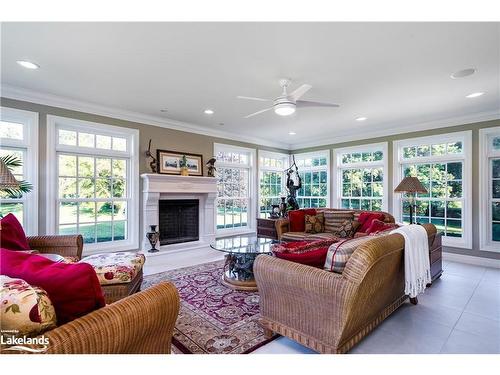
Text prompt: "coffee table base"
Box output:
[[221, 270, 258, 291]]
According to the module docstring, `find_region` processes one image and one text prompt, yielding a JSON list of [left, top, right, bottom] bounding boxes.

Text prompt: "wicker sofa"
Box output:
[[12, 235, 180, 354], [275, 208, 395, 241], [254, 223, 438, 354]]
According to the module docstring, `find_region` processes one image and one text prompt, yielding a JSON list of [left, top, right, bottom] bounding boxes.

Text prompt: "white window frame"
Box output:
[[258, 150, 289, 218], [214, 143, 256, 236], [292, 150, 331, 208], [46, 115, 139, 254], [0, 107, 39, 235], [479, 126, 500, 252], [393, 131, 472, 249], [333, 142, 389, 212]]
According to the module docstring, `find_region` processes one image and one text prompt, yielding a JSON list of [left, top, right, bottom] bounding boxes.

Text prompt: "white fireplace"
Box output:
[[141, 173, 217, 253]]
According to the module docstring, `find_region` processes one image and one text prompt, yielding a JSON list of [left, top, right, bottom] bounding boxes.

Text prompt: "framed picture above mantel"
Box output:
[[156, 149, 204, 176]]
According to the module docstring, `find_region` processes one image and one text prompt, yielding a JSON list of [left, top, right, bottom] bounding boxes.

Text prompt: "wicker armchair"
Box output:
[[254, 223, 437, 354], [27, 234, 83, 259]]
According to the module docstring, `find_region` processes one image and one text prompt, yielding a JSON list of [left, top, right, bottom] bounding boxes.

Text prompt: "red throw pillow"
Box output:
[[357, 212, 385, 232], [0, 213, 30, 250], [288, 209, 317, 232], [366, 219, 394, 234], [0, 248, 105, 324], [274, 247, 329, 268]]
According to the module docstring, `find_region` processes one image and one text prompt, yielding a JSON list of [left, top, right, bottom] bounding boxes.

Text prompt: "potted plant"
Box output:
[[179, 155, 189, 176]]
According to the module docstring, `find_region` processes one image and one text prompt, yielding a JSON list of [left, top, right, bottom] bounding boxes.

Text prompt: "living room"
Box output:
[[1, 1, 499, 373]]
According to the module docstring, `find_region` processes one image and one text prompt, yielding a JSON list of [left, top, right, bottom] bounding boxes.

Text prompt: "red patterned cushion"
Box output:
[[366, 219, 397, 234], [272, 239, 336, 268], [357, 212, 385, 232], [288, 209, 316, 232], [0, 213, 30, 250]]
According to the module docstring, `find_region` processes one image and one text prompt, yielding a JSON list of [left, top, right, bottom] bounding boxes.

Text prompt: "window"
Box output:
[[258, 151, 288, 218], [46, 116, 139, 253], [479, 126, 500, 252], [293, 151, 330, 208], [0, 107, 38, 235], [214, 143, 256, 233], [393, 132, 472, 249], [334, 143, 388, 211]]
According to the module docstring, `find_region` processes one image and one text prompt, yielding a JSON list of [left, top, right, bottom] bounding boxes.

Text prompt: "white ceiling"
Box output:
[[1, 22, 499, 149]]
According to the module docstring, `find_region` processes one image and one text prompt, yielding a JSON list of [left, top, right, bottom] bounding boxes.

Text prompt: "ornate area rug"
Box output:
[[142, 260, 276, 354]]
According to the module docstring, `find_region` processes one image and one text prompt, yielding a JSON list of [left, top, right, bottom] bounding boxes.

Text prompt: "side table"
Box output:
[[257, 217, 279, 240]]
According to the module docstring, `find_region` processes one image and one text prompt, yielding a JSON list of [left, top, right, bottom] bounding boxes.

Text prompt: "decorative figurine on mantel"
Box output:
[[145, 139, 157, 173], [206, 157, 217, 177], [285, 156, 302, 211], [179, 155, 189, 176]]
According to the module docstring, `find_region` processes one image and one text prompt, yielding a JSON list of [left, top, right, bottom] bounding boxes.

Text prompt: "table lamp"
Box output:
[[394, 176, 428, 224], [0, 159, 19, 189]]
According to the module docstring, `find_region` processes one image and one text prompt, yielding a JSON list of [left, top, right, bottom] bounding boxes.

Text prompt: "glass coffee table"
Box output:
[[210, 235, 278, 291]]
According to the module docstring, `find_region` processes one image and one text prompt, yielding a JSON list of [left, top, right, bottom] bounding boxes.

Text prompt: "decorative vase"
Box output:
[[146, 225, 160, 253], [180, 167, 189, 176]]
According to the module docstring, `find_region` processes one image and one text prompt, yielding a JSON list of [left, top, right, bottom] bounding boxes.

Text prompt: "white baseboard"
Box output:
[[443, 252, 500, 269]]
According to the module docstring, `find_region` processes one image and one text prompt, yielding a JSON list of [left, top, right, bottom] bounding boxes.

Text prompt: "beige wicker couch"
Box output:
[[5, 235, 180, 354], [254, 223, 438, 354], [275, 208, 395, 241]]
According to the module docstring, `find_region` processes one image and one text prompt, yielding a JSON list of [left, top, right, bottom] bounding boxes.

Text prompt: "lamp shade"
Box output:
[[394, 176, 427, 194], [0, 160, 20, 189]]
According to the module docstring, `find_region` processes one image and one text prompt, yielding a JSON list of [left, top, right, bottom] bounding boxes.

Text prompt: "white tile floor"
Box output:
[[145, 250, 500, 354]]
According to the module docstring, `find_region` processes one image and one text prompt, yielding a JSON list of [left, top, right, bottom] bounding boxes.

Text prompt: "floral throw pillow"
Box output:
[[304, 213, 325, 234], [0, 275, 57, 338], [336, 219, 361, 238]]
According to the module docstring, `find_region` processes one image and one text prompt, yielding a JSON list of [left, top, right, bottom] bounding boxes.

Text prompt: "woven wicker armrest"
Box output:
[[275, 218, 290, 240], [40, 282, 180, 354], [254, 255, 354, 342], [27, 235, 83, 260]]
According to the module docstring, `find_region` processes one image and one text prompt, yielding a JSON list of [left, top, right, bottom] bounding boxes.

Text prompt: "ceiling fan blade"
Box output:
[[244, 107, 273, 118], [289, 84, 312, 101], [237, 96, 271, 102], [296, 100, 340, 108]]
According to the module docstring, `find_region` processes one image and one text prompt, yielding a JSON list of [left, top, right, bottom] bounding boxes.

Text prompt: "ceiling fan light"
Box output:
[[274, 103, 296, 116]]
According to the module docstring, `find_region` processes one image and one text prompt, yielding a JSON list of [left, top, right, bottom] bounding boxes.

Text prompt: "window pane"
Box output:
[[417, 145, 430, 157], [59, 177, 77, 198], [78, 132, 95, 148], [492, 223, 500, 242], [0, 121, 23, 140], [96, 135, 112, 149], [447, 142, 463, 154], [431, 201, 445, 217], [447, 162, 462, 180], [79, 202, 96, 223], [58, 129, 77, 146], [493, 180, 500, 199], [97, 222, 113, 242], [446, 219, 462, 237], [493, 137, 500, 150], [95, 178, 112, 198], [78, 157, 94, 177], [80, 223, 96, 243], [113, 221, 126, 241], [59, 224, 78, 236], [447, 201, 462, 219], [96, 158, 111, 177], [59, 202, 77, 224], [58, 155, 77, 177], [492, 159, 500, 179], [492, 202, 500, 222], [78, 178, 94, 198], [112, 137, 127, 151], [0, 148, 24, 176], [431, 144, 446, 156], [0, 202, 23, 224], [403, 147, 416, 159], [96, 202, 113, 222]]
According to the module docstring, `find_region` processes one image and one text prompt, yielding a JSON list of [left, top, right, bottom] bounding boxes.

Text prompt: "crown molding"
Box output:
[[290, 110, 500, 150], [0, 84, 291, 150]]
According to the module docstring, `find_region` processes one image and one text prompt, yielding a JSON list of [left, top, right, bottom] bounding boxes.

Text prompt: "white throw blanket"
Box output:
[[390, 224, 431, 298]]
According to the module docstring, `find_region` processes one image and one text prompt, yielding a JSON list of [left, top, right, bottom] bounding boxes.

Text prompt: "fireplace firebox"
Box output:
[[158, 199, 199, 245]]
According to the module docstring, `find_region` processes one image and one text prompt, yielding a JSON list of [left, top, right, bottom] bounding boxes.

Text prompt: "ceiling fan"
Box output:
[[237, 79, 340, 118]]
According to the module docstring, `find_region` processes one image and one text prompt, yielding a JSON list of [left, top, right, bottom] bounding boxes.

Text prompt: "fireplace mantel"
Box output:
[[141, 173, 217, 253]]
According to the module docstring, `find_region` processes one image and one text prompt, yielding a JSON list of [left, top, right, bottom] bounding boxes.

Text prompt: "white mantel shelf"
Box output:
[[140, 173, 217, 254], [141, 173, 217, 194]]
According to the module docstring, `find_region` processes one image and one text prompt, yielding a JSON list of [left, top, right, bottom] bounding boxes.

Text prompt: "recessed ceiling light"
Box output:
[[451, 68, 476, 79], [16, 60, 39, 70], [204, 109, 214, 115], [218, 122, 224, 126], [288, 131, 296, 135], [466, 92, 484, 98], [355, 117, 367, 121], [160, 109, 168, 113]]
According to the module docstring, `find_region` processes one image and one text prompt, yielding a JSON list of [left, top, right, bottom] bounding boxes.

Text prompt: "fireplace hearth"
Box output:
[[159, 199, 199, 245]]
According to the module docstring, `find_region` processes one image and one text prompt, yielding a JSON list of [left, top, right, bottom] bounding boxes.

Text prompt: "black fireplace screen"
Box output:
[[158, 199, 199, 245]]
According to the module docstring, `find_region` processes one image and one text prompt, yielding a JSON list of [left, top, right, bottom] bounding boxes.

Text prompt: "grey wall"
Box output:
[[2, 97, 499, 259], [294, 118, 500, 260]]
